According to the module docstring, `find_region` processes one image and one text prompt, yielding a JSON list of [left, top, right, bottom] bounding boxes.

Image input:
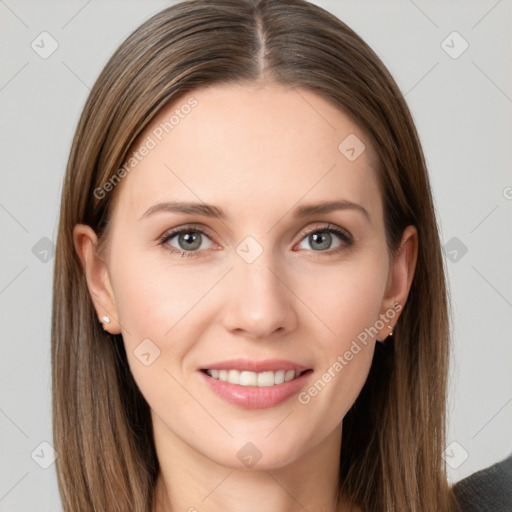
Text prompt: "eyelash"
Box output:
[[158, 223, 353, 259]]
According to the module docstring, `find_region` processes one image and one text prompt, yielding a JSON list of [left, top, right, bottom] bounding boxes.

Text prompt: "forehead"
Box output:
[[111, 82, 382, 225]]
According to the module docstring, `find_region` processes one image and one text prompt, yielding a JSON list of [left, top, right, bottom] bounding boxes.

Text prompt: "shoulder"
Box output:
[[452, 453, 512, 512]]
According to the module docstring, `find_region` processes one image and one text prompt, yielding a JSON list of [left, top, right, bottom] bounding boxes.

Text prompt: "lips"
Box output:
[[198, 359, 313, 409]]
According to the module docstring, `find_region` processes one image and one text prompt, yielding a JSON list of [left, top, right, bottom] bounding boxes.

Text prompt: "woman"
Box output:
[[52, 0, 466, 510]]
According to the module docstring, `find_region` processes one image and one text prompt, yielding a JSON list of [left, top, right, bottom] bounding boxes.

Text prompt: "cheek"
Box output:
[[108, 253, 213, 428], [291, 250, 388, 342], [291, 253, 387, 422], [108, 246, 227, 395], [110, 245, 221, 343]]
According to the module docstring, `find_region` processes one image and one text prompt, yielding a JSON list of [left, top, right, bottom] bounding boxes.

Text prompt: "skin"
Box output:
[[74, 82, 418, 512]]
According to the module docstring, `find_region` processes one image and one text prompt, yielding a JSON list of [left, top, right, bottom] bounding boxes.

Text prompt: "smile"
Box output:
[[204, 369, 306, 386], [198, 359, 313, 409]]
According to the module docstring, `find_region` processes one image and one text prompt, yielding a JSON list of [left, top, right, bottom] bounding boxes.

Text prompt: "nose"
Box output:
[[222, 253, 298, 340]]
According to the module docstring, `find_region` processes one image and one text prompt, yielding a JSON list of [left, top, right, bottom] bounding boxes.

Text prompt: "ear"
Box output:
[[73, 224, 121, 334], [376, 224, 418, 340]]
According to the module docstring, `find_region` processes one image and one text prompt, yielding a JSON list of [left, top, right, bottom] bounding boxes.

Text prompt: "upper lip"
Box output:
[[200, 359, 311, 373]]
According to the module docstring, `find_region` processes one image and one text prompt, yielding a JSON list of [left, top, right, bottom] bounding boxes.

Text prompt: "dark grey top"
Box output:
[[452, 453, 512, 511]]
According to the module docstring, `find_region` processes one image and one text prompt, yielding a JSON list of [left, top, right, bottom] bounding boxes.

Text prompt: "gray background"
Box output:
[[1, 0, 511, 510]]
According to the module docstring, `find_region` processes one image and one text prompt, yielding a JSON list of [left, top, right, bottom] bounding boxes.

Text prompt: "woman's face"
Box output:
[[77, 82, 416, 470]]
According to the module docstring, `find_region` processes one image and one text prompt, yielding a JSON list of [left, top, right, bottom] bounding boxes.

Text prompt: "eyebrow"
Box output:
[[139, 199, 370, 222]]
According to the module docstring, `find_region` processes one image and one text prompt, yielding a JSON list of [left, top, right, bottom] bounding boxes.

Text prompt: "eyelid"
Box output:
[[159, 223, 216, 241], [297, 222, 352, 241]]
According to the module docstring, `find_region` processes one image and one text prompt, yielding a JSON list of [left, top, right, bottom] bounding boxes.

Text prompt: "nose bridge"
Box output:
[[223, 240, 296, 338]]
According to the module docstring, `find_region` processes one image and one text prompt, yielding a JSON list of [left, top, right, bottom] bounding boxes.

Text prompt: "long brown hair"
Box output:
[[52, 0, 456, 510]]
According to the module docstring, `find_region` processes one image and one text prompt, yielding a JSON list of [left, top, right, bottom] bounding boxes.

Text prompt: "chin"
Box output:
[[198, 434, 311, 471]]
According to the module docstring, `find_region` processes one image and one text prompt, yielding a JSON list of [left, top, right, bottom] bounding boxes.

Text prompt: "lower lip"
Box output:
[[199, 370, 313, 409]]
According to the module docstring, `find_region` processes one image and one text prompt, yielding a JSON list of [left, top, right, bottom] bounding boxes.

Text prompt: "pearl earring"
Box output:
[[101, 315, 111, 329], [377, 324, 394, 343]]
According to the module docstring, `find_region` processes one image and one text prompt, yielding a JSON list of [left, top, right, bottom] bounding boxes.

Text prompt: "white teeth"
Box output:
[[274, 370, 285, 385], [257, 371, 275, 387], [228, 369, 240, 382], [205, 369, 301, 386], [284, 370, 295, 382], [239, 371, 257, 386]]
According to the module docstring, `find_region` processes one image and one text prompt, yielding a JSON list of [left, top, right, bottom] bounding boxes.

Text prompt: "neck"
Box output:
[[151, 418, 350, 512]]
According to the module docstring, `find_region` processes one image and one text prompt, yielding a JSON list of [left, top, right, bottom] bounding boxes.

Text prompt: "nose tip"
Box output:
[[222, 259, 298, 340]]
